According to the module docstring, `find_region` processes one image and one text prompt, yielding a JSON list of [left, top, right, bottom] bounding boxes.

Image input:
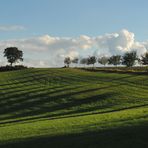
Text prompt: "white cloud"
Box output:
[[132, 41, 147, 56], [94, 29, 135, 56], [0, 29, 147, 67], [0, 25, 25, 31], [23, 59, 51, 68], [0, 59, 7, 66]]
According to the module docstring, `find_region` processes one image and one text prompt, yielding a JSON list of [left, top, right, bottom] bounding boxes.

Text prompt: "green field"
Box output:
[[0, 68, 148, 148]]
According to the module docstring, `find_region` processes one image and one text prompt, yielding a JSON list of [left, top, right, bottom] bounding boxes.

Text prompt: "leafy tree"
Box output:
[[72, 58, 79, 67], [141, 52, 148, 65], [122, 51, 138, 67], [64, 57, 71, 67], [108, 55, 121, 66], [98, 56, 109, 66], [4, 47, 23, 66], [80, 58, 88, 67], [87, 56, 97, 67]]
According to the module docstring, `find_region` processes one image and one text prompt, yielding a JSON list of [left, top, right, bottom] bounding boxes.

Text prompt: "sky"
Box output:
[[0, 0, 148, 67]]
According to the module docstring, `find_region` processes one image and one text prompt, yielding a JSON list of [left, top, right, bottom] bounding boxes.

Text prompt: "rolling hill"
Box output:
[[0, 68, 147, 148]]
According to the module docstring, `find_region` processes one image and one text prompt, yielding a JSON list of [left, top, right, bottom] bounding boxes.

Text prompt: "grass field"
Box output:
[[0, 68, 148, 148]]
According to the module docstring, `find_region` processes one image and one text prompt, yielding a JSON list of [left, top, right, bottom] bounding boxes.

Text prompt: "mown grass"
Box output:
[[0, 68, 148, 148]]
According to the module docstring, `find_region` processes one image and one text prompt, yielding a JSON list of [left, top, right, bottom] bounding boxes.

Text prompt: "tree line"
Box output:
[[0, 47, 148, 68], [64, 51, 148, 67]]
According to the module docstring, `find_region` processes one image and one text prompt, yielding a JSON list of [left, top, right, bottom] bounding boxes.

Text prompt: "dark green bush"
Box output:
[[0, 65, 27, 72]]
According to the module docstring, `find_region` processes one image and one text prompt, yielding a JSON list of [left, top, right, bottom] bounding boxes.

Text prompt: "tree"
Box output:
[[87, 56, 97, 67], [80, 58, 88, 67], [122, 51, 138, 67], [137, 58, 143, 66], [98, 56, 109, 66], [4, 47, 23, 66], [64, 57, 71, 67], [141, 52, 148, 65], [72, 58, 79, 67], [108, 55, 121, 66]]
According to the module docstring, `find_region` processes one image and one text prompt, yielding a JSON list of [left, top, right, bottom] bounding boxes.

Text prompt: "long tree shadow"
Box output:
[[0, 77, 147, 124], [0, 103, 147, 126], [0, 124, 147, 148], [0, 68, 147, 125], [0, 84, 85, 115], [0, 90, 117, 125], [81, 68, 148, 75]]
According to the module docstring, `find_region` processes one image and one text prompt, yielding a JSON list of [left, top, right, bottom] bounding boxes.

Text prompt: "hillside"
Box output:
[[0, 68, 148, 148]]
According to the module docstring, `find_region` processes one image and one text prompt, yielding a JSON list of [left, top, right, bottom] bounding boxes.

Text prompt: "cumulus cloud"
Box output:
[[0, 25, 25, 31], [94, 29, 135, 56], [0, 29, 147, 67]]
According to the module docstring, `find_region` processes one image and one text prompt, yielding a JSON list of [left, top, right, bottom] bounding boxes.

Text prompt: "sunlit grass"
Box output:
[[0, 68, 147, 148]]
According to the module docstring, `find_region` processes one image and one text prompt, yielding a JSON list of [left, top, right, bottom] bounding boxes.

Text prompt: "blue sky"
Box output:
[[0, 0, 148, 67], [0, 0, 148, 40]]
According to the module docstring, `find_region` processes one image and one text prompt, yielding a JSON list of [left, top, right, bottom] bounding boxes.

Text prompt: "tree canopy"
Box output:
[[108, 55, 121, 66], [64, 57, 71, 67], [87, 56, 97, 67], [141, 52, 148, 65], [122, 51, 138, 67], [98, 56, 109, 66], [4, 47, 23, 66]]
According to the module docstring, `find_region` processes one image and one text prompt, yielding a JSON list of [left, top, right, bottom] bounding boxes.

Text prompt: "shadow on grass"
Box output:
[[1, 103, 147, 126], [0, 124, 147, 148], [81, 68, 148, 75], [0, 90, 116, 124], [0, 68, 147, 125]]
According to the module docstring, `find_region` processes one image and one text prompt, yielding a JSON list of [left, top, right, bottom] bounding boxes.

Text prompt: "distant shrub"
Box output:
[[0, 65, 27, 72]]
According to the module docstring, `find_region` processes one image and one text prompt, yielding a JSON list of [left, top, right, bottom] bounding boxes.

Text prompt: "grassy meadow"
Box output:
[[0, 68, 147, 148]]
